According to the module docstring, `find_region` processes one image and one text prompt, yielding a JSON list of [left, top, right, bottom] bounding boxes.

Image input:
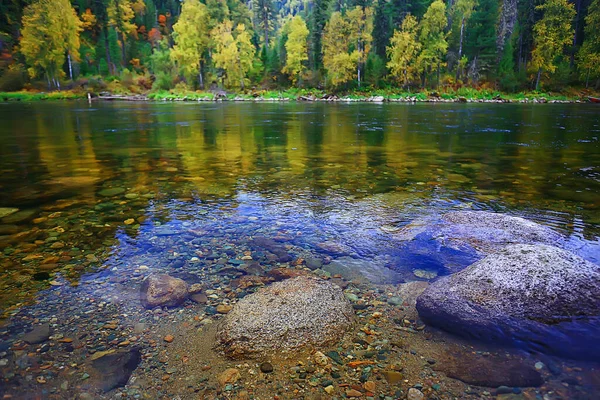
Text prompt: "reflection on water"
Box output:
[[0, 101, 599, 310], [0, 101, 599, 396]]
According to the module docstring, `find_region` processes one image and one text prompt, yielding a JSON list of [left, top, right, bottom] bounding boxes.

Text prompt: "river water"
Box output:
[[0, 101, 599, 398]]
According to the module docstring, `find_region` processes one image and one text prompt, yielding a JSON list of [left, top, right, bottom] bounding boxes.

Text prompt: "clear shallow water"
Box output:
[[0, 101, 599, 397]]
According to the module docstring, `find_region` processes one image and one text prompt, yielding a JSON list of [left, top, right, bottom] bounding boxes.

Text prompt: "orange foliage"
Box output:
[[158, 14, 167, 26], [148, 27, 162, 46]]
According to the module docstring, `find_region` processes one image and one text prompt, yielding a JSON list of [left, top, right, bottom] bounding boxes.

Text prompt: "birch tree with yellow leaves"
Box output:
[[20, 0, 83, 88], [282, 16, 309, 86]]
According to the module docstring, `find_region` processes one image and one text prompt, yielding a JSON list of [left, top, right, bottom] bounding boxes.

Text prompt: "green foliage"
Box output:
[[577, 0, 600, 86], [464, 0, 498, 77], [531, 0, 575, 90], [498, 33, 518, 92], [416, 0, 448, 85]]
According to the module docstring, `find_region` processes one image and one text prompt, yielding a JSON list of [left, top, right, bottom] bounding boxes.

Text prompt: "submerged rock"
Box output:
[[323, 256, 403, 285], [88, 348, 141, 392], [216, 276, 354, 358], [389, 211, 564, 276], [435, 351, 543, 388], [416, 244, 600, 359], [22, 323, 50, 344], [140, 274, 189, 308]]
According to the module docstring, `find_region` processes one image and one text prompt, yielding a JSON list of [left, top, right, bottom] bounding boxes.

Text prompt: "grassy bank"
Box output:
[[1, 87, 597, 103]]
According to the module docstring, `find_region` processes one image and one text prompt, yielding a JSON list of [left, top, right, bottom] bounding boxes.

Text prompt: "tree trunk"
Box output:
[[68, 53, 73, 81], [198, 60, 204, 90], [437, 63, 440, 90], [456, 17, 465, 81], [120, 32, 127, 66], [104, 28, 113, 75], [585, 68, 590, 88], [571, 0, 582, 67], [535, 68, 541, 91]]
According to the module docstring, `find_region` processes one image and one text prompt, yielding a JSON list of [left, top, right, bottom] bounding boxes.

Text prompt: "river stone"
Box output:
[[216, 276, 354, 358], [435, 351, 543, 388], [416, 244, 600, 359], [323, 256, 403, 285], [98, 187, 126, 197], [88, 348, 141, 392], [140, 274, 189, 308], [22, 323, 50, 344], [0, 208, 18, 219], [1, 209, 37, 224], [441, 211, 563, 250], [390, 211, 564, 276]]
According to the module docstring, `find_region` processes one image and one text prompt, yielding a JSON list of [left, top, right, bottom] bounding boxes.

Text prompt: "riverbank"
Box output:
[[1, 88, 598, 103]]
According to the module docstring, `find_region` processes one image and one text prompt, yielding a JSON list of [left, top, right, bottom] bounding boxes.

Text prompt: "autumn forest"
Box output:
[[0, 0, 599, 95]]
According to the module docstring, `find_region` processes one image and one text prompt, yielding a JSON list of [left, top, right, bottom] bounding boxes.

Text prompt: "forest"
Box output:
[[0, 0, 599, 95]]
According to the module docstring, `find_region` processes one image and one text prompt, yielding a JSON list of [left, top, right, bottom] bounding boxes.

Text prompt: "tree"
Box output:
[[308, 0, 331, 70], [107, 0, 139, 66], [387, 14, 421, 87], [346, 6, 373, 87], [464, 0, 498, 80], [254, 0, 275, 48], [322, 11, 358, 87], [212, 21, 254, 88], [20, 0, 83, 87], [577, 0, 600, 87], [282, 16, 309, 85], [416, 0, 448, 87], [171, 0, 210, 88], [452, 0, 476, 80], [531, 0, 575, 90]]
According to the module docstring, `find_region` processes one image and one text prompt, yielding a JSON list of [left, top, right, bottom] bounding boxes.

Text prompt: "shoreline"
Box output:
[[1, 90, 596, 104]]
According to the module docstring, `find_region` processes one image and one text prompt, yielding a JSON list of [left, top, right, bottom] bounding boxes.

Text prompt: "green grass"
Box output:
[[0, 91, 85, 101]]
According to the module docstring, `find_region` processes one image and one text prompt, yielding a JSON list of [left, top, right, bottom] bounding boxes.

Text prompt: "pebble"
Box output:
[[363, 381, 376, 392], [324, 385, 335, 394], [346, 388, 363, 397], [382, 370, 403, 384], [217, 368, 240, 386], [216, 304, 232, 314], [163, 335, 174, 343], [535, 362, 545, 370], [260, 362, 273, 373], [407, 388, 425, 400]]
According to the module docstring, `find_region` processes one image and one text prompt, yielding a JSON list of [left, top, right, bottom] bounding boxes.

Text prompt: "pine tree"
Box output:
[[531, 0, 575, 90], [254, 0, 276, 48], [464, 0, 498, 80], [387, 13, 421, 87], [282, 16, 309, 85], [308, 0, 331, 70], [171, 0, 211, 88]]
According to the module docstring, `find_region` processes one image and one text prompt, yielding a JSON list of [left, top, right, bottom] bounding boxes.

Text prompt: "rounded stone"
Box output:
[[216, 276, 354, 358], [140, 274, 189, 308], [416, 244, 600, 360]]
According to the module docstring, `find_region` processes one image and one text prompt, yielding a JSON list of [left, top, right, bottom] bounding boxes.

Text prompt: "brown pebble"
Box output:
[[382, 370, 403, 384], [346, 389, 362, 397], [218, 368, 240, 386], [216, 304, 232, 314], [163, 335, 174, 343], [117, 340, 130, 347], [363, 381, 376, 392]]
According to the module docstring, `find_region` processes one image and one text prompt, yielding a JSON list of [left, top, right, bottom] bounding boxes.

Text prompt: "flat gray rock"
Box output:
[[140, 274, 188, 308], [416, 244, 600, 360], [23, 324, 50, 344], [216, 276, 354, 358], [323, 256, 403, 284]]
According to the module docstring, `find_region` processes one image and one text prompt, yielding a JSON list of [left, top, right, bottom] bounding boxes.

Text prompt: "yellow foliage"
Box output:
[[212, 21, 254, 88], [387, 14, 421, 86], [171, 0, 211, 82], [20, 0, 83, 81], [282, 16, 309, 85]]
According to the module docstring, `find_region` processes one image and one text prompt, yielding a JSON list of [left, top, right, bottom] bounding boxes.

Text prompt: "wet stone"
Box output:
[[23, 324, 50, 344], [98, 187, 126, 197], [89, 347, 141, 393]]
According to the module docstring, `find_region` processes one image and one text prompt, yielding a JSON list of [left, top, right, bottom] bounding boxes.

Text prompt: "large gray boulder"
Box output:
[[389, 211, 564, 276], [216, 276, 354, 358], [416, 244, 600, 360]]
